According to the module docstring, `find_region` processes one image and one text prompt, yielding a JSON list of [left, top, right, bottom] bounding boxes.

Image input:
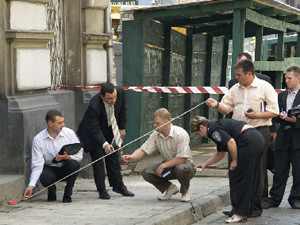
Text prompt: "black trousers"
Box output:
[[39, 160, 80, 197], [90, 148, 124, 192], [255, 126, 270, 211], [269, 131, 300, 206], [229, 129, 264, 216]]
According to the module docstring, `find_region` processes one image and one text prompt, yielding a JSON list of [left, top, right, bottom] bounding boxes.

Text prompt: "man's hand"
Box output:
[[230, 160, 237, 170], [120, 130, 126, 139], [122, 155, 133, 164], [23, 186, 34, 200], [280, 111, 297, 123], [55, 151, 70, 162], [270, 132, 277, 140], [194, 163, 206, 171], [104, 144, 114, 154], [244, 108, 259, 119], [155, 164, 165, 177], [205, 98, 218, 108]]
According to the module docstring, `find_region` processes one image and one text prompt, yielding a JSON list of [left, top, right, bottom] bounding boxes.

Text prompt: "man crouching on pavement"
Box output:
[[122, 108, 195, 202], [23, 110, 83, 203]]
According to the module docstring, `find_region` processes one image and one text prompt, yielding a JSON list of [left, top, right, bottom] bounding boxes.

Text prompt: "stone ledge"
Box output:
[[5, 30, 53, 41]]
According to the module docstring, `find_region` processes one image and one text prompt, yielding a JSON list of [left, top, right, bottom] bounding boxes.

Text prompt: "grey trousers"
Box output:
[[142, 162, 195, 194]]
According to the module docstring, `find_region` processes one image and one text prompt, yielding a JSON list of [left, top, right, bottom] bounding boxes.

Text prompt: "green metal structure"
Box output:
[[122, 0, 300, 151]]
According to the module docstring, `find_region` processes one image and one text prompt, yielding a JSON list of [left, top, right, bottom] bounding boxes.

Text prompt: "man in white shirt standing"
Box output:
[[122, 108, 194, 202], [23, 110, 83, 203]]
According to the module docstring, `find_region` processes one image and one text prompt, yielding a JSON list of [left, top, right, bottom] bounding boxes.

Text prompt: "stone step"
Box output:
[[0, 175, 24, 208]]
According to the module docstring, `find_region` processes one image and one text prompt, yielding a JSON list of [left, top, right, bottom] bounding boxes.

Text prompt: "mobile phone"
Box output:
[[161, 168, 171, 177], [196, 168, 203, 173]]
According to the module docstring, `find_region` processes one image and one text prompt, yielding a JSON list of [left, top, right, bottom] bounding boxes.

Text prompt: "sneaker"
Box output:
[[181, 192, 190, 202], [158, 184, 179, 201], [225, 215, 247, 223]]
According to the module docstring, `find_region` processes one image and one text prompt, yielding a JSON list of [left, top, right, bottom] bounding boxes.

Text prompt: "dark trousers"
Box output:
[[269, 131, 300, 206], [90, 148, 124, 192], [255, 126, 270, 211], [142, 162, 195, 194], [39, 160, 80, 197], [229, 129, 264, 216]]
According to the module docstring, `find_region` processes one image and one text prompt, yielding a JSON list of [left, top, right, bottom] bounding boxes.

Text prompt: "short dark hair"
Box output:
[[45, 110, 62, 123], [234, 59, 255, 75], [237, 52, 252, 61], [100, 82, 115, 97], [287, 66, 300, 77]]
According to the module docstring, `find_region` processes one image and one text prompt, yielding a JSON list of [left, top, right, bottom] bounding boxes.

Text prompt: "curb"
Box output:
[[136, 188, 231, 225]]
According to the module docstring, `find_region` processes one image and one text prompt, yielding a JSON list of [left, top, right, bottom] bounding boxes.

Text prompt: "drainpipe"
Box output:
[[105, 0, 117, 85]]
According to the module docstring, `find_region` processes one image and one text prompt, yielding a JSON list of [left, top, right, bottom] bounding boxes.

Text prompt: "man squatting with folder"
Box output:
[[23, 110, 83, 203]]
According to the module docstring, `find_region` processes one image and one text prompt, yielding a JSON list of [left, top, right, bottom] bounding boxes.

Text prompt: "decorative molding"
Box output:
[[82, 32, 111, 45], [6, 0, 50, 4], [81, 0, 109, 9]]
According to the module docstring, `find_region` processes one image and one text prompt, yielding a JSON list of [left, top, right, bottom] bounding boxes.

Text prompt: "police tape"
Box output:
[[57, 85, 284, 94]]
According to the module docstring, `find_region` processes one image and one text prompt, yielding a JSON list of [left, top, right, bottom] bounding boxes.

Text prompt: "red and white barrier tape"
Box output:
[[57, 85, 284, 94]]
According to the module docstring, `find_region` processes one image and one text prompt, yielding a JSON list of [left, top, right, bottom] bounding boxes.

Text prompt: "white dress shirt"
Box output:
[[221, 77, 279, 127], [28, 127, 83, 187]]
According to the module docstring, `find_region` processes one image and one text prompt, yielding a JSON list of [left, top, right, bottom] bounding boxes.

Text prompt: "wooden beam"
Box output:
[[193, 24, 232, 34], [286, 15, 300, 22], [203, 34, 213, 121], [276, 31, 284, 88], [184, 28, 193, 132], [219, 36, 229, 119], [255, 26, 263, 61], [168, 14, 233, 27], [296, 32, 300, 57], [246, 8, 300, 32], [134, 0, 252, 20], [232, 8, 245, 78], [161, 24, 171, 109], [245, 8, 287, 32], [122, 20, 145, 150]]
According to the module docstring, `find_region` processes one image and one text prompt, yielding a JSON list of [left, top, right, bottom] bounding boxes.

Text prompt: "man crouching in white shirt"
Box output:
[[23, 110, 83, 203]]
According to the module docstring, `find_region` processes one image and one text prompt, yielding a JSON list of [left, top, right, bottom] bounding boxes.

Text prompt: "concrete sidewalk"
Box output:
[[0, 143, 232, 225], [0, 176, 230, 225]]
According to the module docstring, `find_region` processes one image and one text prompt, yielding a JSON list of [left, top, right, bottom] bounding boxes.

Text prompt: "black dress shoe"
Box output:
[[62, 195, 72, 203], [47, 186, 57, 202], [223, 211, 234, 217], [291, 201, 300, 209], [249, 211, 261, 218], [112, 186, 134, 197], [261, 199, 279, 209], [99, 190, 111, 199]]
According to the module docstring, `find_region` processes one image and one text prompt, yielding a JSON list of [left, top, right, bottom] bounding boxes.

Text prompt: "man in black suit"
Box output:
[[262, 66, 300, 209], [77, 82, 134, 199]]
